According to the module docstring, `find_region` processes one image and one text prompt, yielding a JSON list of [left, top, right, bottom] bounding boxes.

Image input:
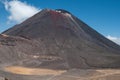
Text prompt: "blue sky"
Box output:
[[0, 0, 120, 44]]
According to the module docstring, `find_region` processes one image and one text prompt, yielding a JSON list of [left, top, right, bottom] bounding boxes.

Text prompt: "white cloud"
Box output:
[[4, 0, 40, 23], [106, 35, 120, 45]]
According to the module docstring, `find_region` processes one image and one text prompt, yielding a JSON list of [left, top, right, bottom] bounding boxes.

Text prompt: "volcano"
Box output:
[[1, 9, 120, 69], [0, 9, 120, 80]]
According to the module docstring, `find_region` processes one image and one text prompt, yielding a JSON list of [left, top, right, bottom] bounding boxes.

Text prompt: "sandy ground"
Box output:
[[0, 66, 120, 80], [4, 66, 66, 76]]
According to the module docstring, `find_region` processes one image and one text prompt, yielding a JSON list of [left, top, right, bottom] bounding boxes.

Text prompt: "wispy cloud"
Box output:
[[4, 0, 40, 23], [106, 35, 120, 45]]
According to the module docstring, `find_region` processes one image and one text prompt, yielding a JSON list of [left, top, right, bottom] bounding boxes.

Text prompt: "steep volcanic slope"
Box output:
[[1, 9, 120, 69]]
